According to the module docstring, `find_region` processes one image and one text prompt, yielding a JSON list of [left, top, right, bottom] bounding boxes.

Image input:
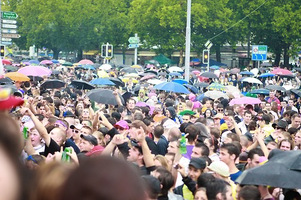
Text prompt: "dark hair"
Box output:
[[154, 167, 174, 196], [220, 143, 240, 160], [244, 110, 252, 116], [248, 148, 264, 160], [195, 142, 210, 157], [111, 112, 121, 121], [185, 125, 199, 143], [207, 135, 219, 153], [205, 178, 230, 200], [238, 185, 261, 200], [154, 125, 164, 138]]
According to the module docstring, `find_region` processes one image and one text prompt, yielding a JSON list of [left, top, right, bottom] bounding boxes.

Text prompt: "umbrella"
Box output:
[[121, 67, 138, 74], [79, 59, 93, 65], [172, 79, 188, 85], [131, 65, 142, 69], [0, 77, 13, 85], [2, 59, 12, 65], [271, 68, 292, 76], [52, 70, 60, 75], [258, 73, 275, 78], [97, 70, 109, 78], [196, 94, 205, 101], [4, 65, 18, 72], [28, 76, 43, 81], [83, 65, 95, 70], [18, 66, 52, 77], [191, 70, 201, 75], [229, 97, 261, 106], [51, 59, 60, 64], [230, 68, 240, 74], [168, 66, 183, 73], [122, 78, 138, 84], [158, 72, 167, 76], [261, 62, 272, 67], [90, 78, 115, 86], [40, 79, 65, 89], [28, 60, 40, 65], [86, 89, 124, 105], [204, 91, 228, 100], [140, 74, 156, 81], [62, 62, 73, 66], [210, 65, 220, 70], [240, 71, 254, 76], [70, 80, 95, 90], [169, 72, 182, 76], [183, 84, 198, 94], [147, 79, 164, 85], [154, 82, 190, 94], [99, 64, 112, 71], [241, 77, 262, 84], [40, 60, 53, 65], [194, 82, 209, 88], [265, 85, 286, 92], [144, 70, 158, 76], [5, 72, 30, 82], [124, 73, 140, 78], [108, 77, 125, 87], [291, 89, 301, 97], [200, 72, 218, 79], [250, 89, 270, 95], [207, 82, 225, 91]]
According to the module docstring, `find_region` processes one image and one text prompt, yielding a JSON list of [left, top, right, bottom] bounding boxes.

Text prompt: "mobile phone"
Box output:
[[173, 164, 179, 169]]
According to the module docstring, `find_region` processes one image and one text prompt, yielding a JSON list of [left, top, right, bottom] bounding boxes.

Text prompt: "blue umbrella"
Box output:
[[172, 79, 188, 85], [90, 78, 115, 85], [240, 71, 254, 76], [258, 73, 275, 78], [154, 82, 190, 94], [183, 84, 198, 94], [250, 88, 270, 95], [210, 65, 220, 70], [28, 60, 40, 65], [83, 65, 95, 70], [196, 93, 205, 101], [169, 72, 182, 76], [51, 59, 60, 64]]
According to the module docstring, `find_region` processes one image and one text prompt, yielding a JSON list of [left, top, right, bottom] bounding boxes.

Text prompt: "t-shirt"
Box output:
[[230, 170, 242, 182], [40, 138, 60, 157]]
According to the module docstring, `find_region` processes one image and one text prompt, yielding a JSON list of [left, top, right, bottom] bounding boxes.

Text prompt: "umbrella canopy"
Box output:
[[5, 72, 30, 82], [229, 97, 261, 106], [154, 82, 190, 94], [28, 76, 43, 81], [207, 82, 225, 91], [99, 64, 112, 71], [51, 59, 60, 64], [70, 80, 95, 90], [204, 91, 229, 100], [122, 78, 138, 84], [172, 79, 188, 85], [79, 59, 93, 65], [0, 77, 13, 85], [271, 68, 292, 76], [250, 89, 270, 95], [291, 89, 301, 97], [241, 77, 262, 84], [18, 66, 52, 77], [121, 67, 138, 74], [124, 73, 139, 78], [140, 74, 156, 81], [62, 61, 73, 66], [40, 79, 65, 89], [90, 78, 115, 86], [230, 68, 240, 74], [2, 59, 12, 65], [210, 65, 220, 70], [240, 71, 254, 76], [258, 73, 275, 78], [4, 65, 18, 72], [191, 70, 201, 75], [40, 60, 53, 65], [200, 72, 218, 79], [265, 85, 286, 92], [194, 82, 209, 88], [82, 65, 95, 70], [108, 77, 125, 87], [147, 79, 164, 85], [183, 84, 198, 94], [29, 60, 40, 65], [131, 65, 142, 69], [169, 72, 182, 76], [97, 70, 109, 78], [168, 66, 183, 73], [86, 89, 124, 105]]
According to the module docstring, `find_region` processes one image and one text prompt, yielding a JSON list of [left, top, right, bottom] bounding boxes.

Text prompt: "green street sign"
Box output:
[[2, 12, 18, 20], [128, 37, 139, 44]]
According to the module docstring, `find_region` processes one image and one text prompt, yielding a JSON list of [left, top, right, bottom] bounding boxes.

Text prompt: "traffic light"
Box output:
[[107, 45, 113, 58], [203, 50, 209, 64], [0, 46, 4, 57], [101, 45, 107, 58]]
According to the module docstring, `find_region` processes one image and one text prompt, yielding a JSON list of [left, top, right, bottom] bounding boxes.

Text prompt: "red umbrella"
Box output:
[[79, 59, 94, 65], [2, 59, 12, 65], [271, 68, 292, 76]]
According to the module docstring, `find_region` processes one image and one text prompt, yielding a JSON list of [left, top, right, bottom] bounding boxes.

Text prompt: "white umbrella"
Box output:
[[204, 91, 229, 100], [168, 66, 183, 73], [124, 73, 140, 78], [241, 77, 262, 84], [147, 79, 164, 85], [99, 64, 112, 71]]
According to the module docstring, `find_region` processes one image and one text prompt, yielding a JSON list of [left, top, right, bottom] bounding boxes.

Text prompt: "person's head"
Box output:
[[247, 148, 264, 169], [153, 124, 164, 139], [204, 136, 219, 153], [154, 155, 169, 170], [151, 167, 174, 197], [127, 98, 136, 111], [191, 142, 210, 158], [291, 114, 301, 129], [278, 139, 294, 151], [194, 187, 208, 200], [141, 175, 161, 200], [182, 114, 192, 123], [238, 185, 260, 200], [25, 155, 45, 170], [266, 141, 278, 153], [219, 143, 240, 165], [243, 111, 252, 125], [80, 125, 93, 135], [127, 141, 144, 165], [79, 134, 97, 152], [205, 178, 233, 200], [49, 127, 66, 146], [269, 90, 275, 98], [188, 157, 207, 181], [185, 124, 199, 143], [167, 140, 178, 154], [295, 131, 301, 147], [29, 128, 43, 147], [288, 99, 295, 107], [205, 99, 212, 109], [204, 109, 213, 118], [265, 102, 271, 111]]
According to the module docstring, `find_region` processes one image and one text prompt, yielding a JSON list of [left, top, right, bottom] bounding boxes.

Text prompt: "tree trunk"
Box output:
[[274, 46, 281, 67], [77, 49, 83, 62], [179, 49, 184, 67], [52, 48, 60, 60], [215, 45, 221, 62], [283, 44, 290, 67], [122, 46, 126, 65]]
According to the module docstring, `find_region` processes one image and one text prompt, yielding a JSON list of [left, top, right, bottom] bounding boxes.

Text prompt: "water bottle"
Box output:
[[179, 133, 187, 154], [23, 127, 28, 139], [61, 147, 72, 162]]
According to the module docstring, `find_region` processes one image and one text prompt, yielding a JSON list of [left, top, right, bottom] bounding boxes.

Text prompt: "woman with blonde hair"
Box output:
[[154, 155, 169, 170]]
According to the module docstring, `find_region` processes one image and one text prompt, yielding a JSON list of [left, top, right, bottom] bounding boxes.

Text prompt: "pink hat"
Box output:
[[189, 93, 196, 101], [114, 120, 129, 130]]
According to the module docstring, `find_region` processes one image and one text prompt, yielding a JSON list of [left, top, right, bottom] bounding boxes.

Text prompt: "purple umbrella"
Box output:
[[229, 97, 261, 106], [18, 66, 52, 77], [40, 60, 53, 65]]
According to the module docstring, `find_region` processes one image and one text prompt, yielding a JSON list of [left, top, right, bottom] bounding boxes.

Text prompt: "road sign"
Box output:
[[2, 19, 17, 24], [2, 33, 20, 38], [2, 38, 12, 42], [128, 44, 139, 48], [2, 12, 18, 20], [2, 29, 17, 34], [128, 37, 139, 44], [252, 45, 267, 61], [2, 24, 17, 29]]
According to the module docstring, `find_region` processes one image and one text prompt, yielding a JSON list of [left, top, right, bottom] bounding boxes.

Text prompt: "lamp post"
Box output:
[[184, 0, 191, 81]]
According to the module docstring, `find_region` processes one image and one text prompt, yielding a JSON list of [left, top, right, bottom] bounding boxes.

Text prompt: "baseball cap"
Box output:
[[114, 120, 129, 130], [64, 110, 75, 118], [189, 158, 206, 170], [80, 134, 98, 146], [70, 124, 83, 130], [277, 120, 288, 129], [207, 161, 230, 177]]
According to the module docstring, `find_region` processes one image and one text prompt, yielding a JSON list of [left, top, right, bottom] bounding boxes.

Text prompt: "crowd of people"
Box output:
[[1, 61, 301, 200]]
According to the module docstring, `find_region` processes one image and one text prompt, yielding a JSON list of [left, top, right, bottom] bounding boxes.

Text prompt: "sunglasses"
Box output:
[[217, 109, 224, 112], [72, 129, 79, 133]]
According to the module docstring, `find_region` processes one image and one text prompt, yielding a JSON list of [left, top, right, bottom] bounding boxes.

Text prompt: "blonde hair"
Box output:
[[154, 155, 169, 170]]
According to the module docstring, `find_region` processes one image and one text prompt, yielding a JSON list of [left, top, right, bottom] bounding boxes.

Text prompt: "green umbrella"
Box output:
[[62, 62, 73, 66], [207, 82, 225, 92]]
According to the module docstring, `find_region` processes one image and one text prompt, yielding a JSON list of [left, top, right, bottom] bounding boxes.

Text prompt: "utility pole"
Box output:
[[184, 0, 191, 81]]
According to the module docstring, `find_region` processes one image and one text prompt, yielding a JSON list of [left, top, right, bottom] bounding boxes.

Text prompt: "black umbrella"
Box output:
[[121, 67, 138, 74], [86, 89, 124, 105], [200, 72, 218, 79], [194, 82, 209, 88], [70, 80, 95, 90], [144, 70, 158, 75], [40, 79, 65, 89], [52, 70, 60, 75], [265, 85, 286, 92], [28, 76, 44, 81], [108, 77, 125, 87], [0, 77, 13, 85], [291, 89, 301, 97]]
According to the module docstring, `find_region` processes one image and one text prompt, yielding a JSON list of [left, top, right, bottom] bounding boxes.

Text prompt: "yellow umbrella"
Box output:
[[122, 78, 138, 84], [131, 65, 142, 69], [5, 72, 30, 82], [97, 70, 109, 78]]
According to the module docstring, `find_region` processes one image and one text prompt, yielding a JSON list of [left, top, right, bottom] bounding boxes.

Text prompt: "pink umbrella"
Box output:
[[271, 68, 292, 76], [79, 59, 94, 65], [18, 66, 52, 77], [229, 97, 261, 106], [192, 70, 201, 75], [2, 59, 12, 65], [140, 74, 156, 81], [40, 60, 53, 65]]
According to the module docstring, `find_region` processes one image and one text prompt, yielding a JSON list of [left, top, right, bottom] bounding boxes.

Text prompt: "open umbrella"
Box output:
[[271, 68, 292, 76], [86, 89, 124, 105], [62, 62, 73, 66], [258, 73, 275, 78], [147, 79, 164, 85], [121, 67, 138, 74], [265, 85, 286, 92], [97, 70, 109, 78], [200, 72, 218, 79], [168, 66, 183, 73], [108, 77, 124, 87], [99, 64, 112, 71], [240, 71, 254, 76], [230, 68, 240, 74], [154, 82, 190, 94], [204, 91, 228, 100], [124, 73, 139, 78], [207, 82, 225, 91], [140, 74, 156, 81], [79, 59, 93, 65], [2, 59, 12, 65], [183, 84, 198, 94], [18, 66, 52, 77], [40, 60, 53, 65], [250, 89, 270, 95], [90, 78, 115, 86], [4, 65, 18, 72], [51, 59, 60, 64], [29, 60, 40, 65], [194, 82, 209, 88], [0, 77, 13, 85], [172, 79, 188, 85], [5, 72, 30, 82], [291, 89, 301, 97], [210, 65, 220, 70], [28, 76, 43, 81], [229, 97, 261, 106], [83, 65, 95, 70], [40, 79, 65, 89], [169, 72, 182, 76], [70, 80, 95, 90], [241, 77, 262, 85]]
